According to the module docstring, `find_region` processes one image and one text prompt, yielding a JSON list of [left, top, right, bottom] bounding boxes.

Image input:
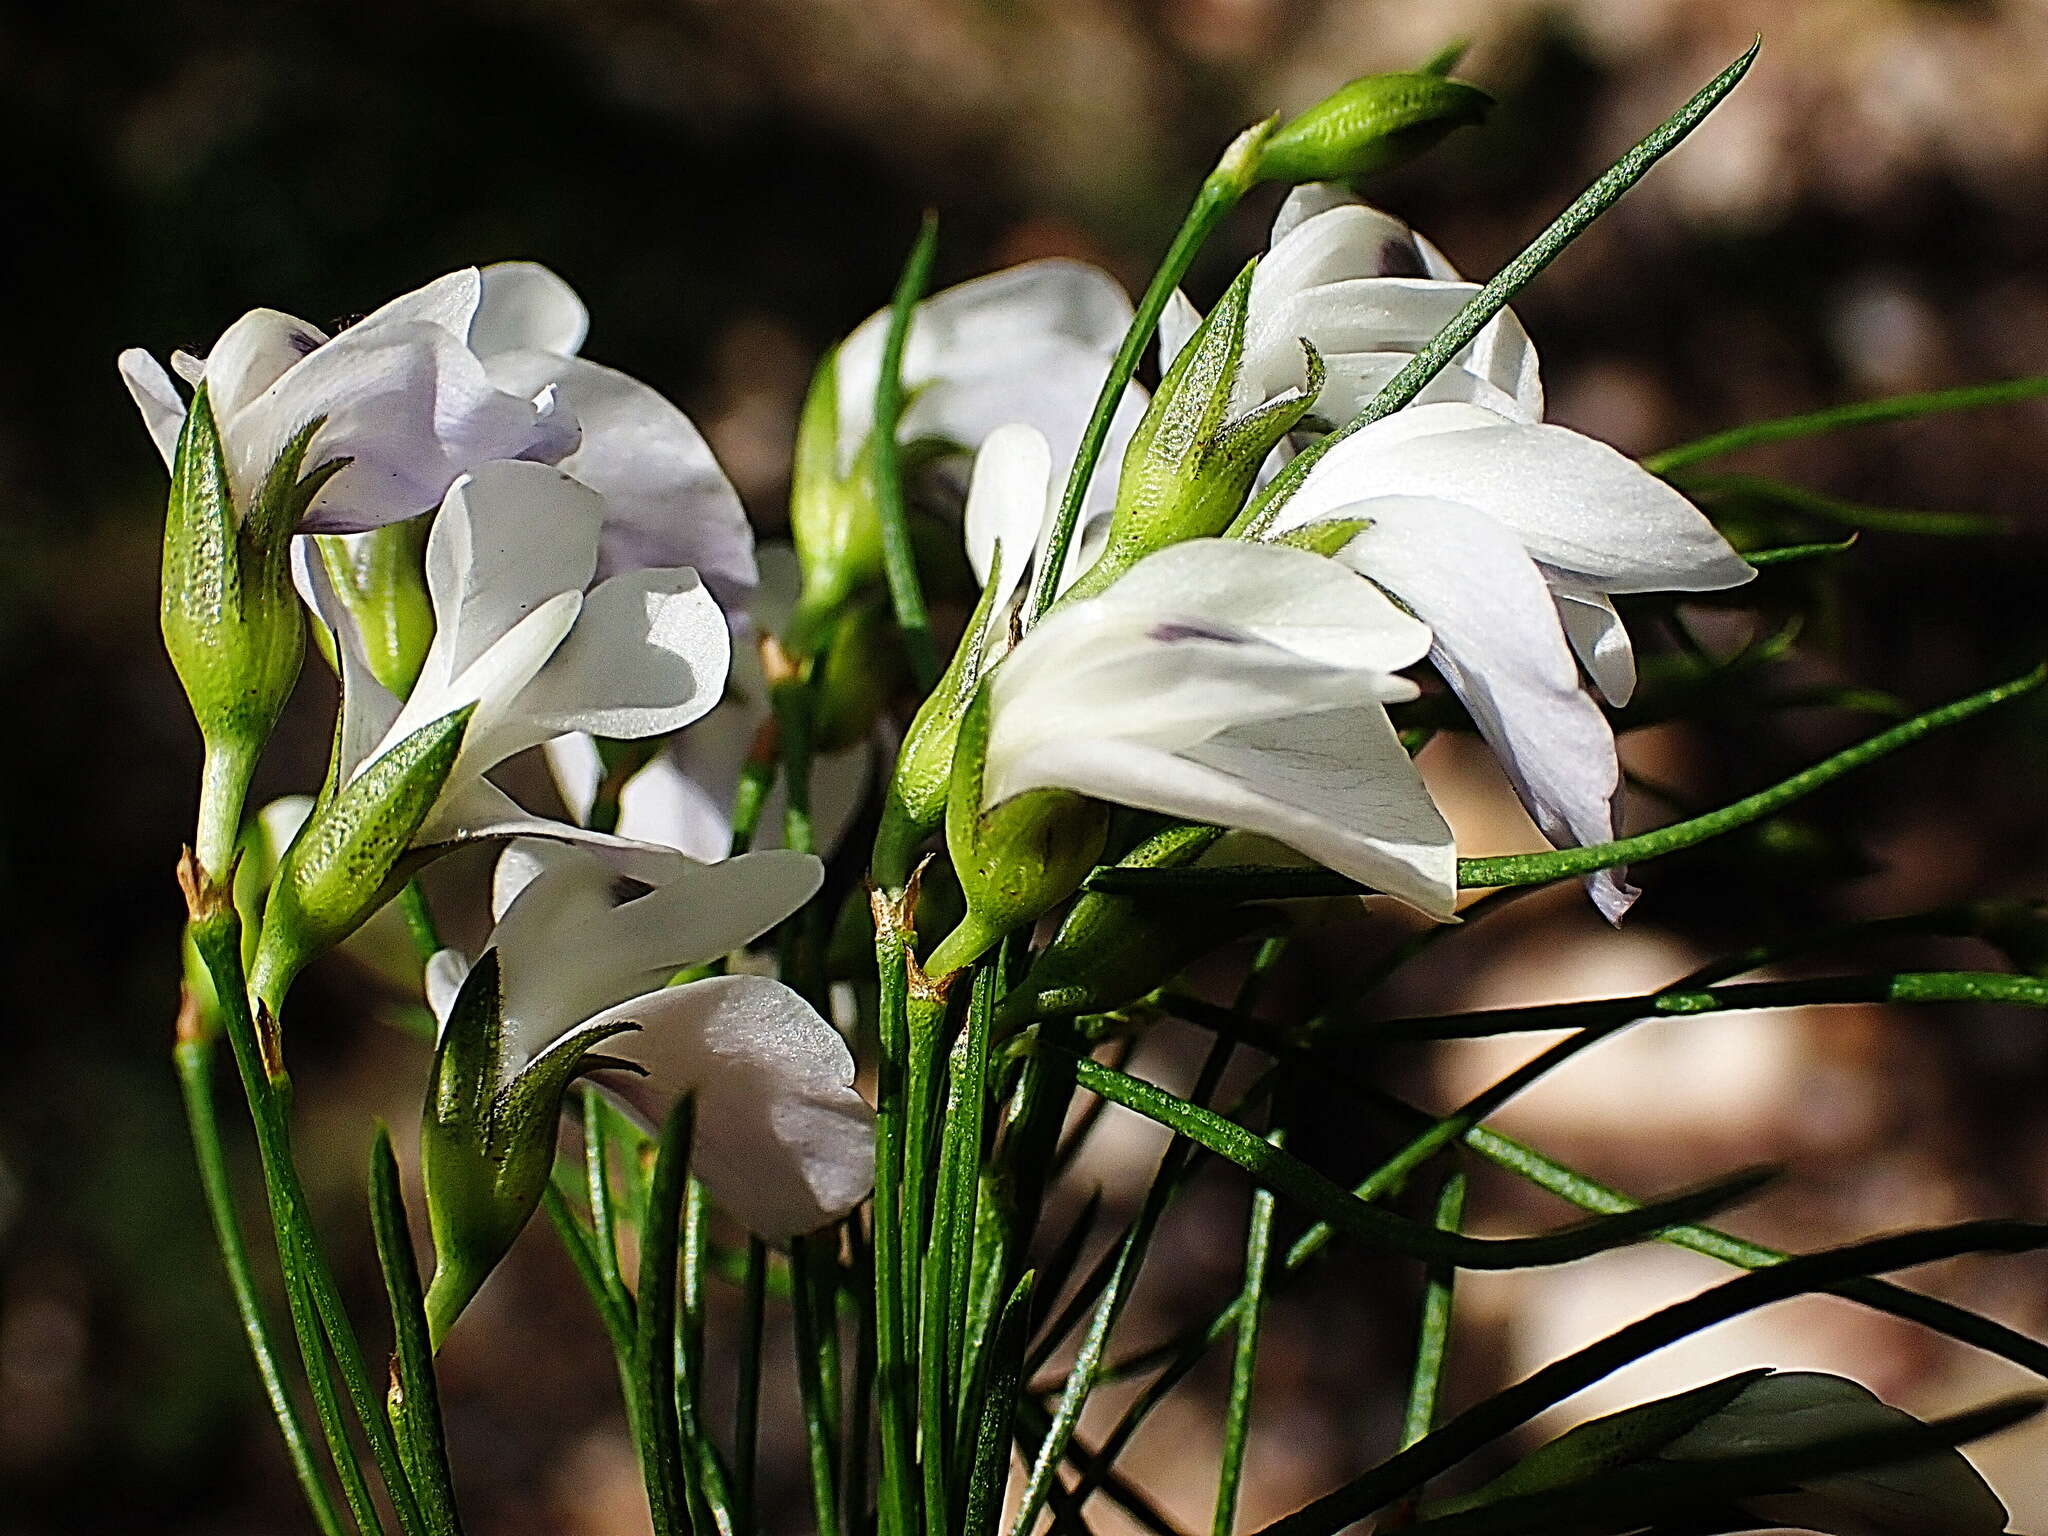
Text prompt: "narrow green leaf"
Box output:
[[1690, 470, 2007, 537], [1399, 1174, 1466, 1455], [789, 1234, 845, 1536], [963, 1273, 1035, 1536], [369, 1127, 462, 1536], [873, 212, 943, 688], [1742, 535, 1859, 567], [1213, 1141, 1280, 1535], [632, 1098, 695, 1536], [1644, 374, 2048, 475]]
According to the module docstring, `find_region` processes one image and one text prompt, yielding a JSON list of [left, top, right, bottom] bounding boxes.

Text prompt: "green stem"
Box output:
[[870, 927, 920, 1536], [873, 212, 943, 688], [790, 1235, 845, 1536], [195, 738, 258, 883], [188, 905, 426, 1536], [731, 1236, 767, 1530], [1025, 123, 1273, 622], [174, 1034, 349, 1536], [1399, 1175, 1466, 1453], [1643, 374, 2048, 475], [368, 1127, 462, 1536], [634, 1099, 695, 1536], [1212, 1142, 1277, 1536]]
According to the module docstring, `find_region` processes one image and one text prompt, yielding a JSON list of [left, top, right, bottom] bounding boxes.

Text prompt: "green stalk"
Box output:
[[1644, 374, 2048, 475], [1233, 41, 1757, 540], [873, 212, 943, 687], [173, 1032, 349, 1536], [286, 1249, 388, 1535], [186, 901, 426, 1536], [732, 1236, 768, 1529], [1025, 120, 1276, 622], [634, 1098, 696, 1536], [581, 1087, 632, 1323], [368, 1128, 462, 1536], [1211, 1145, 1277, 1536], [790, 1235, 845, 1536], [1399, 1176, 1466, 1453], [870, 927, 920, 1536]]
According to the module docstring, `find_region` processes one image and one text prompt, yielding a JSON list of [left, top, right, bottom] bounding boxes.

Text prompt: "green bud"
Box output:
[[420, 951, 637, 1345], [164, 385, 345, 877], [1062, 264, 1324, 603], [998, 823, 1277, 1027], [927, 684, 1108, 977], [787, 350, 885, 657], [874, 543, 1012, 889], [248, 704, 474, 1020], [314, 517, 436, 698], [1256, 72, 1491, 185], [813, 598, 904, 753]]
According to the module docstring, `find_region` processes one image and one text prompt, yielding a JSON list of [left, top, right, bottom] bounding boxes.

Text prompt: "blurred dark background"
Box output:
[[7, 1, 2048, 1531]]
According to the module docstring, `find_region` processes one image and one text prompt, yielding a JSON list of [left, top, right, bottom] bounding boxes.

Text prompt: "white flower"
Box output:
[[974, 525, 1456, 919], [120, 264, 754, 602], [544, 546, 877, 861], [1266, 401, 1754, 920], [1160, 184, 1543, 430], [834, 259, 1149, 536], [427, 839, 874, 1240], [304, 458, 730, 857], [1659, 1371, 2011, 1536]]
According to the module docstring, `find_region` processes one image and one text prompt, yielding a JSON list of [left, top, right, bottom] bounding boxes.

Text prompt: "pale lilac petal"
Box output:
[[963, 424, 1054, 609], [198, 308, 330, 422], [586, 974, 874, 1240], [472, 263, 589, 359], [1550, 583, 1637, 706], [118, 349, 187, 469], [353, 269, 483, 339]]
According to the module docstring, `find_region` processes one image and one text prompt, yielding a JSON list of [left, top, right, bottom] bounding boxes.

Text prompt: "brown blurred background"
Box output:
[[6, 0, 2048, 1531]]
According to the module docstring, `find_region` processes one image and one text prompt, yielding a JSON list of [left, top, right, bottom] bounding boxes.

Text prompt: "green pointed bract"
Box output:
[[1063, 267, 1325, 603], [1255, 71, 1492, 185], [420, 950, 641, 1345], [929, 684, 1109, 977], [1271, 516, 1372, 558], [787, 349, 887, 657], [873, 541, 1010, 890], [249, 702, 475, 1017], [314, 517, 436, 698]]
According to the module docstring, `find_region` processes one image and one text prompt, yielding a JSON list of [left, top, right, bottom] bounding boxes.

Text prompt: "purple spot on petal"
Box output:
[[287, 327, 323, 356], [1149, 620, 1241, 645], [1375, 238, 1428, 279]]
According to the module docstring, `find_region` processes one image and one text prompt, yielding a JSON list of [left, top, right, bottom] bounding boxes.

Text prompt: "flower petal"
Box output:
[[485, 351, 756, 603], [586, 974, 875, 1240], [353, 269, 483, 340], [1549, 581, 1637, 706], [197, 308, 330, 422], [472, 263, 589, 359], [118, 349, 187, 469], [1337, 496, 1634, 921], [963, 424, 1055, 609]]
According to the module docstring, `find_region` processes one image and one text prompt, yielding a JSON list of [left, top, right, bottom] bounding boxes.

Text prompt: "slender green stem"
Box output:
[[1399, 1175, 1466, 1454], [1026, 124, 1274, 621], [174, 1034, 349, 1536], [870, 927, 919, 1536], [368, 1128, 462, 1536], [962, 1274, 1035, 1536], [396, 881, 442, 961], [582, 1088, 630, 1312], [634, 1098, 696, 1536], [1235, 41, 1758, 539], [790, 1235, 845, 1536], [542, 1178, 635, 1357], [1684, 472, 2005, 538], [188, 905, 426, 1536], [286, 1248, 389, 1536], [1212, 1142, 1277, 1536], [1089, 666, 2046, 901], [1253, 1222, 2048, 1536], [873, 211, 943, 687], [1644, 374, 2048, 475]]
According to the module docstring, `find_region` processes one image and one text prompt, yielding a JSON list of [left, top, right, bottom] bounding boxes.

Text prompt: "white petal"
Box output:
[[1258, 202, 1442, 299], [1089, 538, 1431, 673], [541, 731, 605, 827], [196, 309, 330, 423], [414, 777, 710, 875], [484, 352, 756, 603], [233, 320, 576, 532], [1157, 288, 1204, 377], [1287, 407, 1754, 593], [1550, 582, 1637, 706], [1270, 183, 1374, 245], [1314, 352, 1532, 426], [499, 566, 730, 755], [425, 949, 470, 1030], [1242, 277, 1480, 402], [118, 349, 187, 469], [352, 269, 483, 340], [1338, 497, 1633, 920], [418, 461, 603, 690], [997, 712, 1456, 919], [472, 263, 589, 358], [963, 424, 1054, 609], [610, 747, 743, 863], [586, 974, 874, 1240]]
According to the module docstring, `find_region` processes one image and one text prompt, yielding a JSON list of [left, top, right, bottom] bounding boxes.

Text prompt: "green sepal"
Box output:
[[249, 702, 475, 1017], [1256, 71, 1493, 185], [1430, 1370, 1769, 1516], [873, 540, 1011, 889], [929, 684, 1109, 976], [998, 822, 1275, 1027], [420, 949, 640, 1345], [1271, 516, 1371, 557], [314, 516, 436, 698], [813, 596, 905, 753]]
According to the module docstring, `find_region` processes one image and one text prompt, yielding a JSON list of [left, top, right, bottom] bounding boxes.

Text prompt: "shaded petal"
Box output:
[[1157, 288, 1203, 376], [198, 308, 329, 422], [424, 949, 470, 1031], [1314, 351, 1531, 426], [473, 263, 588, 358], [1549, 581, 1637, 706], [488, 566, 729, 760], [415, 777, 712, 876], [293, 537, 405, 782], [353, 269, 482, 340], [1339, 496, 1633, 921], [995, 711, 1455, 919], [587, 974, 874, 1240], [963, 424, 1054, 610], [118, 349, 187, 469]]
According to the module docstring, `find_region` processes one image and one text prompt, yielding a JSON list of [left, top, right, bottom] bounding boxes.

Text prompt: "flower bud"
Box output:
[[248, 703, 474, 1021], [873, 543, 1013, 890], [1061, 264, 1323, 603], [163, 386, 344, 876], [927, 685, 1108, 977], [999, 823, 1275, 1027], [1256, 72, 1491, 186], [313, 519, 436, 698], [786, 351, 885, 658], [420, 950, 637, 1345]]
